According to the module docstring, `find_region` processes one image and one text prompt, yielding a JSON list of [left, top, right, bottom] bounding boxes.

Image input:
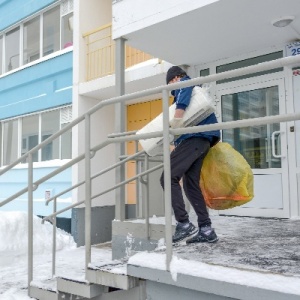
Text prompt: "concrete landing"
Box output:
[[171, 215, 300, 277]]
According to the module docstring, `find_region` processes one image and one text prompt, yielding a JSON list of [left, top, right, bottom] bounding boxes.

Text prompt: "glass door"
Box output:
[[217, 79, 290, 218]]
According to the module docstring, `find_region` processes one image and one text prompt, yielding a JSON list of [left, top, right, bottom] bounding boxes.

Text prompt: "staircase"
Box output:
[[29, 243, 144, 300], [29, 218, 172, 300]]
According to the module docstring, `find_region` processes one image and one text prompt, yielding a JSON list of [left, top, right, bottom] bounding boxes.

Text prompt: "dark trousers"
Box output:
[[160, 137, 211, 228]]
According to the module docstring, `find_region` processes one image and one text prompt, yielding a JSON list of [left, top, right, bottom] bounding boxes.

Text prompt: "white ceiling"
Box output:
[[122, 0, 300, 66]]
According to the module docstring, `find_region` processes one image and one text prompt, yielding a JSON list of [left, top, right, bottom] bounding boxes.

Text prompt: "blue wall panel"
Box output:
[[0, 165, 72, 217], [0, 51, 72, 119], [0, 0, 57, 31]]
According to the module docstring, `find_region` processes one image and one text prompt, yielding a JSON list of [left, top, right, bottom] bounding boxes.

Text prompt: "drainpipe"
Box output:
[[115, 37, 126, 221]]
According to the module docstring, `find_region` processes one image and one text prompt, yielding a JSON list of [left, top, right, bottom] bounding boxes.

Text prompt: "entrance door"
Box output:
[[216, 79, 290, 218]]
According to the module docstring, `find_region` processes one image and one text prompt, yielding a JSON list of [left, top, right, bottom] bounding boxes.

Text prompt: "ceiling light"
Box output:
[[272, 16, 295, 28]]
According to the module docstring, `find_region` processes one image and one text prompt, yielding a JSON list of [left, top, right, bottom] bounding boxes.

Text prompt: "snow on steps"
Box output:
[[29, 243, 139, 300], [87, 260, 139, 290], [30, 275, 107, 300], [57, 277, 108, 298]]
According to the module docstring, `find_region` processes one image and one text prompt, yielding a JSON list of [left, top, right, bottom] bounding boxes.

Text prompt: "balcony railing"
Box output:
[[83, 23, 153, 81]]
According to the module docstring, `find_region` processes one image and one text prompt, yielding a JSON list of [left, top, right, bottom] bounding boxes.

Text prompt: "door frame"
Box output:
[[215, 76, 290, 218]]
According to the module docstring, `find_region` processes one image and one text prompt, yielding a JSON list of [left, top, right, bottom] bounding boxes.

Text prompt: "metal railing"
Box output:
[[0, 54, 300, 295], [83, 23, 153, 81], [43, 148, 162, 276]]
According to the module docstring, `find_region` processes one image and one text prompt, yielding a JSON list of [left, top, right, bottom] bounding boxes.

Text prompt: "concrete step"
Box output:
[[30, 279, 108, 300], [30, 286, 58, 300], [87, 260, 139, 290], [57, 277, 108, 298]]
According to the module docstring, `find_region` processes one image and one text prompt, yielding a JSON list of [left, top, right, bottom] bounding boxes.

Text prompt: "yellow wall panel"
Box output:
[[150, 99, 163, 119], [150, 97, 173, 119], [126, 184, 136, 204], [126, 97, 173, 204], [127, 161, 136, 178], [127, 142, 142, 154]]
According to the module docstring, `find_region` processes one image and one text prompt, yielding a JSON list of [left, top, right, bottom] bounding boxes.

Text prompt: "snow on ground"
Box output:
[[1, 210, 300, 299], [0, 211, 76, 299], [0, 211, 120, 300], [128, 211, 300, 296], [129, 252, 300, 296]]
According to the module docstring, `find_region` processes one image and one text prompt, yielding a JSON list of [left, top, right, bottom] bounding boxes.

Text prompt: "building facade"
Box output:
[[1, 1, 300, 299], [0, 0, 73, 230], [1, 0, 300, 242]]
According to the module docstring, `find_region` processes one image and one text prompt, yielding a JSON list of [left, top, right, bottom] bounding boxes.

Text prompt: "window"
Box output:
[[1, 106, 72, 166], [41, 110, 60, 161], [216, 51, 283, 84], [22, 115, 39, 162], [3, 120, 18, 165], [43, 6, 60, 56], [6, 27, 20, 72], [61, 13, 73, 48], [23, 16, 40, 64], [0, 1, 73, 74], [200, 68, 209, 77], [221, 86, 280, 169], [0, 36, 3, 75], [61, 124, 72, 159]]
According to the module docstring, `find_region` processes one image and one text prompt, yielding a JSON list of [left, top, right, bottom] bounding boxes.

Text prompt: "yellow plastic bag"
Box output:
[[200, 142, 254, 210]]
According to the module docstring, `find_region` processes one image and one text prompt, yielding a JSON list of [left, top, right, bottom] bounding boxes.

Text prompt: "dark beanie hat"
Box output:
[[166, 66, 187, 84]]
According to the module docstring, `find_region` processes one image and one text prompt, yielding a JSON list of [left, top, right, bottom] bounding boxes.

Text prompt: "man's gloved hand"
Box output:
[[169, 117, 184, 129]]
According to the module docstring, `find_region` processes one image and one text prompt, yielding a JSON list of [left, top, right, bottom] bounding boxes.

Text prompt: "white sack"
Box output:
[[137, 86, 215, 156]]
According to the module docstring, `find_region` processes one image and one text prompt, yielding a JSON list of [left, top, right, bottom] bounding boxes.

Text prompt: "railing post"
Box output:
[[85, 114, 92, 272], [162, 89, 173, 271], [135, 140, 140, 218], [115, 37, 126, 221], [52, 197, 57, 277], [28, 153, 33, 295], [143, 154, 150, 239]]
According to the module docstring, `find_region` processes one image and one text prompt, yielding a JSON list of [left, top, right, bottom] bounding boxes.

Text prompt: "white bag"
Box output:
[[136, 86, 215, 156]]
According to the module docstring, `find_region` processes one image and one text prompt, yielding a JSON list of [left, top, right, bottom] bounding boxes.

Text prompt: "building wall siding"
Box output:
[[0, 51, 73, 119], [0, 164, 72, 217], [0, 0, 57, 31]]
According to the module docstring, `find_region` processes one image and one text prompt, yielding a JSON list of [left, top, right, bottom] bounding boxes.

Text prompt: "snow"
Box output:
[[0, 211, 76, 299], [0, 211, 122, 299], [128, 252, 300, 295], [1, 210, 300, 299]]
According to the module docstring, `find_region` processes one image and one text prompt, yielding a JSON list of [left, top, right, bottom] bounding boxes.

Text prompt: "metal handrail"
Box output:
[[2, 54, 299, 187], [0, 54, 300, 293], [45, 149, 146, 205], [43, 163, 164, 222], [42, 156, 163, 275]]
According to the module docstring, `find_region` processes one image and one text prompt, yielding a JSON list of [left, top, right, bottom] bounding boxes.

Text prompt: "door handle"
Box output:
[[271, 131, 284, 158]]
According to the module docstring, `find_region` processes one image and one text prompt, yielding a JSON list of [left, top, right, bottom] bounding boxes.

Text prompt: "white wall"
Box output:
[[72, 0, 116, 206], [112, 0, 219, 39], [73, 98, 116, 207]]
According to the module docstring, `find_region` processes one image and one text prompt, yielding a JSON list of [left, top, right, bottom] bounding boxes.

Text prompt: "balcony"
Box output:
[[112, 0, 300, 66], [83, 23, 153, 82]]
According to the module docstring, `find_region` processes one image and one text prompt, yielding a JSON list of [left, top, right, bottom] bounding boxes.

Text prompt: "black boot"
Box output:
[[186, 225, 218, 244], [172, 221, 197, 243]]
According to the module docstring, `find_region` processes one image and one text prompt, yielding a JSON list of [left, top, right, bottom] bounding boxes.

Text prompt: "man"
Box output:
[[160, 66, 220, 244]]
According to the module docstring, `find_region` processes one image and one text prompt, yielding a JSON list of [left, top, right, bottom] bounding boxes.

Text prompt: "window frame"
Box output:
[[0, 105, 72, 166], [0, 1, 73, 75]]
